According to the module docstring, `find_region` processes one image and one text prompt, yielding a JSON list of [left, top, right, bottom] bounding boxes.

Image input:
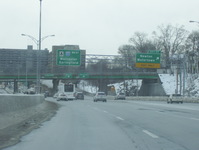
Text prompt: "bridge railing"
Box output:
[[0, 72, 159, 80]]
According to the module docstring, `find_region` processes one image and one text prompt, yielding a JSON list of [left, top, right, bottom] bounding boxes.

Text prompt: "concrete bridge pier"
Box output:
[[52, 79, 59, 95], [98, 79, 108, 94], [138, 78, 166, 96]]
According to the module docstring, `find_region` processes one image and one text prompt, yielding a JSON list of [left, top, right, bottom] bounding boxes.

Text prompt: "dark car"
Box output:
[[75, 92, 84, 100], [44, 91, 49, 98]]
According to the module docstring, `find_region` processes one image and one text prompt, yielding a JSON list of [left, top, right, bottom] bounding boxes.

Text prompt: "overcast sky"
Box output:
[[0, 0, 199, 55]]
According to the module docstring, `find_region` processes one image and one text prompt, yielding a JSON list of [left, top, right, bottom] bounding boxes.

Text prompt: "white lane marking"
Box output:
[[190, 117, 199, 121], [89, 106, 124, 121], [143, 130, 159, 139], [116, 116, 124, 121], [103, 110, 108, 113]]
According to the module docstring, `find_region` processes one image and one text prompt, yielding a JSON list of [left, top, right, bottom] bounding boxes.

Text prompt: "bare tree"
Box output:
[[129, 32, 156, 53], [185, 31, 199, 52], [153, 24, 188, 66], [118, 44, 135, 69], [185, 31, 199, 73], [118, 32, 157, 70]]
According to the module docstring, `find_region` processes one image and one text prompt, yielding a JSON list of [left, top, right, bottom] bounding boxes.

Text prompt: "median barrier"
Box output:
[[108, 95, 199, 103], [0, 94, 44, 113], [129, 96, 199, 103], [126, 96, 167, 101]]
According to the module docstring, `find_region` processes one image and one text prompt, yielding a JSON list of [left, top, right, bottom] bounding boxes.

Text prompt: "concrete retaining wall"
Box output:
[[0, 94, 44, 113]]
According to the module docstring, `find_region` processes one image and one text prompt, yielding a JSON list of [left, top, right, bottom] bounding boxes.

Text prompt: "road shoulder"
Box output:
[[0, 100, 59, 150]]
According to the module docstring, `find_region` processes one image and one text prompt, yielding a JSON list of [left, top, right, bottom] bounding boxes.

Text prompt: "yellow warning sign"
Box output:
[[135, 63, 160, 68]]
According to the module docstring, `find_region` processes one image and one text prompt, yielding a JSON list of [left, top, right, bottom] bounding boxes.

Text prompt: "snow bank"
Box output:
[[159, 74, 176, 95], [41, 80, 53, 88], [77, 80, 98, 94], [186, 74, 199, 97], [108, 80, 142, 95], [159, 73, 199, 97]]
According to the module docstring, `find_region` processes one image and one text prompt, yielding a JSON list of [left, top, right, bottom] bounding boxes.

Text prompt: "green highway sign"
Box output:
[[78, 73, 89, 78], [136, 53, 160, 63], [136, 53, 161, 68], [64, 73, 72, 78], [148, 50, 161, 53], [56, 50, 81, 66]]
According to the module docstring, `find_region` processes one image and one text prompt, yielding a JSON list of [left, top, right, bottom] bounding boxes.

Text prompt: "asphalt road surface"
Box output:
[[4, 96, 199, 150]]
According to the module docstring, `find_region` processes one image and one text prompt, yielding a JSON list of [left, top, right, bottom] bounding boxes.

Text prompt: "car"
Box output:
[[115, 93, 126, 100], [26, 87, 35, 94], [75, 92, 84, 100], [167, 94, 183, 104], [53, 93, 59, 98], [44, 91, 49, 98], [93, 92, 107, 102], [57, 93, 68, 101]]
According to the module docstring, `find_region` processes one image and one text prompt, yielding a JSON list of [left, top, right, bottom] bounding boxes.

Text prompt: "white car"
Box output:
[[57, 93, 68, 101], [93, 92, 107, 102], [167, 94, 183, 104]]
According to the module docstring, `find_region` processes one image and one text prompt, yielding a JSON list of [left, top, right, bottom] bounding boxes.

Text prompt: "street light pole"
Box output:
[[21, 34, 55, 46], [21, 0, 55, 94], [21, 34, 39, 49], [37, 0, 42, 94], [39, 0, 42, 51], [21, 34, 55, 93]]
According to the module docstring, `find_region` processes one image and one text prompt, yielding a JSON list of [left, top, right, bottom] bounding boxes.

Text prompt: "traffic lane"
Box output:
[[38, 98, 199, 149], [131, 100, 199, 113], [88, 100, 199, 150], [4, 100, 138, 150], [126, 100, 199, 122]]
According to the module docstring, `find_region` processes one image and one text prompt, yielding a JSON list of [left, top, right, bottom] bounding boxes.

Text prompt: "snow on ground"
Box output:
[[159, 73, 199, 96], [0, 88, 9, 94], [27, 74, 199, 97], [77, 80, 98, 94], [108, 80, 142, 95], [186, 74, 199, 97], [192, 78, 199, 96], [41, 80, 53, 88], [159, 74, 176, 95], [77, 80, 142, 95]]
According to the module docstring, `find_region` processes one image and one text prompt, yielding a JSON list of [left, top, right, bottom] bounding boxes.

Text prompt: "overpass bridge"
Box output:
[[0, 53, 164, 95], [0, 72, 159, 80], [0, 71, 165, 96]]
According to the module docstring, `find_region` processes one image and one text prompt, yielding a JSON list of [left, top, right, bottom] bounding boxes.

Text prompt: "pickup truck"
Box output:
[[167, 94, 183, 104]]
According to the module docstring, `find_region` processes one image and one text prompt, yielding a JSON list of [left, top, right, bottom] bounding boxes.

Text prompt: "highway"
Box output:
[[4, 96, 199, 150]]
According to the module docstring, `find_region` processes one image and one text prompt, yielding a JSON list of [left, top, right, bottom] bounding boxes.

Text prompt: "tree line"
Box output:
[[118, 24, 199, 73], [86, 24, 199, 74]]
